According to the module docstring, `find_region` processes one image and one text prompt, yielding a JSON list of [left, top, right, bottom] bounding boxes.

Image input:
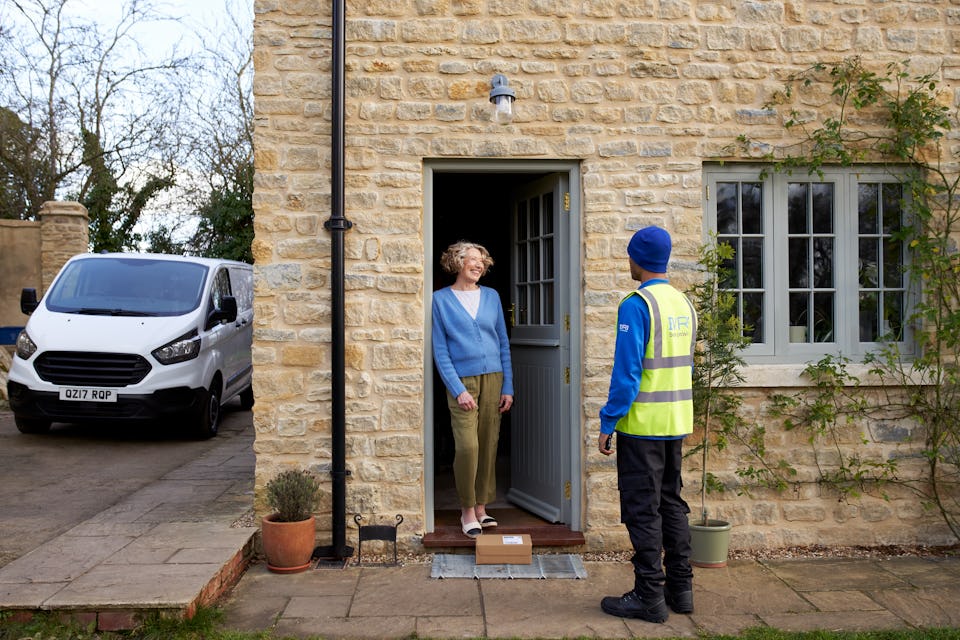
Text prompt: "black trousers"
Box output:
[[616, 434, 693, 599]]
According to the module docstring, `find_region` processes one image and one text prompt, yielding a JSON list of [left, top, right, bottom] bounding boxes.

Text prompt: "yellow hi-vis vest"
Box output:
[[615, 283, 697, 438]]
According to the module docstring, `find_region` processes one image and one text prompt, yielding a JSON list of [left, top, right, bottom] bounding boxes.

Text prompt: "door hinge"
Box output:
[[564, 314, 570, 331], [564, 481, 571, 500], [705, 185, 709, 201], [563, 192, 570, 211], [564, 367, 570, 384]]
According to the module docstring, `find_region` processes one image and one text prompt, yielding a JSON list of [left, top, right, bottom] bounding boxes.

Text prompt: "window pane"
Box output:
[[859, 238, 878, 288], [742, 238, 763, 289], [788, 183, 808, 234], [884, 291, 903, 341], [812, 237, 833, 288], [716, 182, 738, 234], [882, 183, 901, 234], [530, 284, 541, 324], [859, 291, 879, 341], [789, 291, 809, 342], [544, 283, 554, 324], [742, 183, 762, 234], [883, 238, 902, 288], [530, 239, 540, 280], [542, 194, 554, 234], [813, 292, 834, 342], [789, 237, 808, 288], [531, 198, 541, 236], [543, 237, 553, 279], [858, 183, 879, 234], [518, 287, 528, 325], [518, 243, 528, 284], [517, 201, 528, 239], [743, 292, 763, 342], [720, 238, 738, 289], [811, 183, 834, 234]]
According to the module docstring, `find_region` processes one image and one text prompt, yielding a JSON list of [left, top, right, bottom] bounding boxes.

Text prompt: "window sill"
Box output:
[[740, 363, 895, 388]]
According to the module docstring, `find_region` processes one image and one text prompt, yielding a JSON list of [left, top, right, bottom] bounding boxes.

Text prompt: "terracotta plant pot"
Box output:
[[261, 514, 316, 574]]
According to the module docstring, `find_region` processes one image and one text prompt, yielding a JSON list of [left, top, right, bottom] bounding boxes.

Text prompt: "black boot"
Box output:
[[600, 590, 668, 623], [665, 588, 694, 614]]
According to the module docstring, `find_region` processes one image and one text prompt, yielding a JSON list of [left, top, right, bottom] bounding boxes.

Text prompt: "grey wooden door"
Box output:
[[507, 174, 569, 523]]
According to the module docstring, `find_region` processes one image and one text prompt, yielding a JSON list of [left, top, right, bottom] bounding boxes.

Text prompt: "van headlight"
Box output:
[[15, 330, 37, 359], [152, 330, 201, 365]]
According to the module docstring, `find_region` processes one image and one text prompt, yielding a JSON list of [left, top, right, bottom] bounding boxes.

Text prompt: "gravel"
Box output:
[[232, 509, 959, 565]]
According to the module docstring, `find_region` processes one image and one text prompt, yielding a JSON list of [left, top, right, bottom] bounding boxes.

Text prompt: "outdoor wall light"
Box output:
[[489, 74, 516, 125]]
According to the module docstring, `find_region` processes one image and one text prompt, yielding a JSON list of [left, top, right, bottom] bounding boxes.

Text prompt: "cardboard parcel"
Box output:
[[475, 533, 532, 565]]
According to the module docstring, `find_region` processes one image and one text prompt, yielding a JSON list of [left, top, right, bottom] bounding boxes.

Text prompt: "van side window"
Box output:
[[211, 269, 233, 310]]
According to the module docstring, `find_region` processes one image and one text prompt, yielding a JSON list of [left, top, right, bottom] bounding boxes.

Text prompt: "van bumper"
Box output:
[[6, 381, 206, 423]]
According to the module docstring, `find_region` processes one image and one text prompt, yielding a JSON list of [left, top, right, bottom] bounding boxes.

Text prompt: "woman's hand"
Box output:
[[456, 391, 477, 411], [499, 394, 513, 413]]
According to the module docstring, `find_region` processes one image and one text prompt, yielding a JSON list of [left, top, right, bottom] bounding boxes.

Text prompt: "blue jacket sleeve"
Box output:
[[432, 292, 467, 398], [599, 295, 649, 434], [494, 294, 514, 396]]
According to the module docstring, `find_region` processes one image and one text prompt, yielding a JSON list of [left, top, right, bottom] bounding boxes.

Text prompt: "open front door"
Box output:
[[507, 174, 570, 523]]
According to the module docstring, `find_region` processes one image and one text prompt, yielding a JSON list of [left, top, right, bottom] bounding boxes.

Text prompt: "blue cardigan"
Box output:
[[432, 286, 514, 399]]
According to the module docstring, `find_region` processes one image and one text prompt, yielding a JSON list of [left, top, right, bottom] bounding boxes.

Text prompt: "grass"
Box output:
[[2, 609, 960, 640]]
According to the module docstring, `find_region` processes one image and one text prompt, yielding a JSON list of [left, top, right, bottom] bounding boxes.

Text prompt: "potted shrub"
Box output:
[[261, 468, 321, 573], [685, 237, 751, 567]]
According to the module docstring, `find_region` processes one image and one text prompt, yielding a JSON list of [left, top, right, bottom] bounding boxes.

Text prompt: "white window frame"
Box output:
[[704, 164, 914, 364]]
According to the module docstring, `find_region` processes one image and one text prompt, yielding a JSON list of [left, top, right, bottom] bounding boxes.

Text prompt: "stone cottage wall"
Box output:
[[252, 0, 960, 552]]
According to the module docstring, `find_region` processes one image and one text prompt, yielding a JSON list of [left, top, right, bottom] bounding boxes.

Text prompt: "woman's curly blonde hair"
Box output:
[[440, 241, 494, 276]]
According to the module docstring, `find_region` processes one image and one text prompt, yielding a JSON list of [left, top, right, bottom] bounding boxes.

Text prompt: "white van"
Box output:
[[6, 253, 254, 438]]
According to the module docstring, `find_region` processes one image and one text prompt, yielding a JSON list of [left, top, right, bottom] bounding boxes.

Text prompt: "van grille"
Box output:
[[34, 352, 152, 387]]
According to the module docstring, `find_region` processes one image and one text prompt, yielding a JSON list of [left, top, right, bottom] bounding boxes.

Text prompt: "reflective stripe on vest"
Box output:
[[615, 284, 697, 437]]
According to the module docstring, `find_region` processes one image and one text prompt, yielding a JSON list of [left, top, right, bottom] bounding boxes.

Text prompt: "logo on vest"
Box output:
[[668, 314, 693, 338]]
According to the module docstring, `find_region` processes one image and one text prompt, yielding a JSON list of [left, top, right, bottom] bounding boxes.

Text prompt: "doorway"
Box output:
[[424, 160, 582, 535]]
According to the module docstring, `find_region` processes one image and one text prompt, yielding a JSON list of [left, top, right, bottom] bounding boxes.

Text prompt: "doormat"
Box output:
[[431, 553, 587, 579]]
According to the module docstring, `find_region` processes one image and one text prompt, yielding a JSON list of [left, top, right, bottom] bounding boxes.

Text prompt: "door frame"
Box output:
[[423, 159, 583, 533]]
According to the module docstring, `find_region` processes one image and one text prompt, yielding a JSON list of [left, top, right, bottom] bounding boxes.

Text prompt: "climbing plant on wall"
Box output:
[[739, 56, 960, 541]]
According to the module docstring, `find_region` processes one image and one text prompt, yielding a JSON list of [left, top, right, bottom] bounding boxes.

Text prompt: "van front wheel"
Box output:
[[15, 416, 51, 434], [194, 382, 221, 439]]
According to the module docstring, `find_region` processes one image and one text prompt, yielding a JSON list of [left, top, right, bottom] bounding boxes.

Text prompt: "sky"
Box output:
[[69, 0, 244, 62]]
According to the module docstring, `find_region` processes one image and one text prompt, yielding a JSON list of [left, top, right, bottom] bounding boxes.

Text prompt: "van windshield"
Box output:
[[45, 257, 209, 317]]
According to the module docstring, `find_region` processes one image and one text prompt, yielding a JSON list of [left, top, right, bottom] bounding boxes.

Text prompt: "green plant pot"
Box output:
[[689, 519, 731, 568]]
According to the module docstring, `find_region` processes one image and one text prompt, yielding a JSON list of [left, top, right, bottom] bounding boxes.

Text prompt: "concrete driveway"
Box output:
[[0, 402, 254, 568]]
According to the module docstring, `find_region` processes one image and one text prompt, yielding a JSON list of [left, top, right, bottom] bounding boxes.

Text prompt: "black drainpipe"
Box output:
[[317, 0, 353, 561]]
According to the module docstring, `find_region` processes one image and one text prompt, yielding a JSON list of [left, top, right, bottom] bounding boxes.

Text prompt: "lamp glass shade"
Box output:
[[492, 95, 513, 124]]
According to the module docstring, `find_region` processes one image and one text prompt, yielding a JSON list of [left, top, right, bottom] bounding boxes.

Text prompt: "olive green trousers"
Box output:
[[446, 372, 503, 508]]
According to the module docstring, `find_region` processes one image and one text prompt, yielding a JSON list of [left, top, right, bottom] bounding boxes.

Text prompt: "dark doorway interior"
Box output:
[[431, 171, 548, 511]]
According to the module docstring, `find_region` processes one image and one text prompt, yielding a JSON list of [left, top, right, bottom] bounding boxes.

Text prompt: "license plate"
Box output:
[[58, 387, 117, 403]]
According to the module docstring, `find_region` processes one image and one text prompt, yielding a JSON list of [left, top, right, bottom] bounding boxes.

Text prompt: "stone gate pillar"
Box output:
[[39, 201, 89, 295]]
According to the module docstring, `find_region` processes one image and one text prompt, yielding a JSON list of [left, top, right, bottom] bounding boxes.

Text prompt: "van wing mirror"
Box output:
[[220, 296, 238, 323], [207, 295, 238, 329], [20, 288, 38, 315]]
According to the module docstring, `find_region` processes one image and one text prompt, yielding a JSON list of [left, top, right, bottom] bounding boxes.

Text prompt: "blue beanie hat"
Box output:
[[627, 226, 672, 273]]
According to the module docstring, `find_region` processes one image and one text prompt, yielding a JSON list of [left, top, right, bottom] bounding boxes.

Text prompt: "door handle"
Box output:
[[509, 303, 515, 327]]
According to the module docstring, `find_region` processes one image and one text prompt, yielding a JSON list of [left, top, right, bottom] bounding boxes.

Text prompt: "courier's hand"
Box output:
[[598, 433, 614, 456], [499, 394, 513, 413]]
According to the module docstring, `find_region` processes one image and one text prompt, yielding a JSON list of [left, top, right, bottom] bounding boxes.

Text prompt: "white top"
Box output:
[[452, 288, 481, 319]]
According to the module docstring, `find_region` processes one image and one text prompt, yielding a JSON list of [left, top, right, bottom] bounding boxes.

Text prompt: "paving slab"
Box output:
[[762, 557, 909, 591], [760, 610, 910, 633], [691, 559, 815, 616], [869, 586, 960, 628], [803, 589, 886, 612], [274, 615, 418, 640], [877, 555, 960, 588], [350, 565, 482, 617]]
